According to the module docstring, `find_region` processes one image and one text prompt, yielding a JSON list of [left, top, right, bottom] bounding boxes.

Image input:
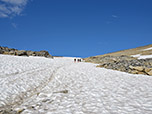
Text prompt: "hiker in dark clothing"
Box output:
[[79, 59, 81, 62], [74, 58, 82, 62], [74, 59, 76, 62], [78, 59, 81, 62]]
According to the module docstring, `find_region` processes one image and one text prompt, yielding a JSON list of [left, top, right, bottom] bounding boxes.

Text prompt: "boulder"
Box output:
[[3, 51, 9, 55], [16, 50, 28, 56], [34, 51, 41, 56], [39, 50, 49, 57], [129, 66, 144, 72], [144, 68, 152, 76], [0, 50, 4, 54], [147, 70, 152, 76], [8, 50, 15, 55], [138, 71, 146, 75], [144, 67, 152, 73], [34, 50, 53, 58], [46, 54, 53, 58], [131, 70, 138, 74], [26, 51, 35, 56]]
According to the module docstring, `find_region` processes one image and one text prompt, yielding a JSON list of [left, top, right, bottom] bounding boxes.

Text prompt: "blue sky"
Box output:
[[0, 0, 152, 57]]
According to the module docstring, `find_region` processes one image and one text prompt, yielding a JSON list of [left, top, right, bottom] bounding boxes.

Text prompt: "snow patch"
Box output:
[[143, 47, 152, 51], [138, 55, 152, 59], [131, 54, 152, 59], [131, 54, 141, 58]]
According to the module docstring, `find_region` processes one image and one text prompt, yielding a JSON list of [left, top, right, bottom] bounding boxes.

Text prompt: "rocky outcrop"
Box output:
[[0, 46, 53, 58], [16, 50, 28, 56], [147, 70, 152, 75], [84, 44, 152, 76], [85, 55, 152, 76], [129, 66, 152, 75]]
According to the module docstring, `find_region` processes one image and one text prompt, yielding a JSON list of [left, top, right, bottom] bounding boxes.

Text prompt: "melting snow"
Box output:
[[0, 54, 152, 114], [131, 54, 141, 58], [131, 54, 152, 59], [143, 47, 152, 51], [138, 55, 152, 59]]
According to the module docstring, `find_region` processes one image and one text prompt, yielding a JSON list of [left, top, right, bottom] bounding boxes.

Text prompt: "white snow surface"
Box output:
[[131, 54, 141, 58], [0, 54, 152, 114], [131, 54, 152, 59], [137, 55, 152, 59], [143, 47, 152, 51]]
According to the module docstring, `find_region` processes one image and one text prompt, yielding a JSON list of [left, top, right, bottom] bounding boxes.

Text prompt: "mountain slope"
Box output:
[[96, 44, 152, 58], [84, 44, 152, 75], [0, 55, 152, 114]]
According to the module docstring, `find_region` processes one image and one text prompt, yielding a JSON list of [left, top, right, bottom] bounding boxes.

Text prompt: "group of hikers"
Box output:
[[74, 58, 82, 62]]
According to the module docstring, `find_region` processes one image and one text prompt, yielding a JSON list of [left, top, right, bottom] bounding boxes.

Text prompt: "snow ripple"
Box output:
[[0, 55, 152, 114]]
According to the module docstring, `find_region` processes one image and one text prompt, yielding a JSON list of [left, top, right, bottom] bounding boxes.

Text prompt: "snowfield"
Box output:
[[0, 55, 152, 114]]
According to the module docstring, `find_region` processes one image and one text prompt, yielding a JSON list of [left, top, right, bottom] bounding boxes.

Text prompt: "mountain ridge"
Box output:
[[95, 44, 152, 57]]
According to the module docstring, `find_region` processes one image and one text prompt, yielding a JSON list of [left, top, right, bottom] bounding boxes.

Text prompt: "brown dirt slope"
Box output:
[[86, 44, 152, 60]]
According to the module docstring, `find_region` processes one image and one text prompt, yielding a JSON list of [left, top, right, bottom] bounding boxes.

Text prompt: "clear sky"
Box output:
[[0, 0, 152, 57]]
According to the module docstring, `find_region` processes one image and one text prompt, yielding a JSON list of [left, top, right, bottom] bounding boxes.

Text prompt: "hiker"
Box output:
[[74, 58, 82, 62], [74, 58, 76, 62], [78, 59, 81, 62], [79, 59, 81, 62]]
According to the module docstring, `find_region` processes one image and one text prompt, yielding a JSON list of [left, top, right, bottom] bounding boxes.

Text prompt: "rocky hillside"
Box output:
[[84, 44, 152, 76], [0, 46, 53, 58]]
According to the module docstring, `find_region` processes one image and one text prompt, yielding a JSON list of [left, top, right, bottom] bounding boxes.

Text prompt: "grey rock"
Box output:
[[0, 46, 53, 58], [8, 50, 15, 55], [26, 51, 34, 56], [0, 50, 4, 54], [16, 50, 28, 56], [90, 55, 152, 76]]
